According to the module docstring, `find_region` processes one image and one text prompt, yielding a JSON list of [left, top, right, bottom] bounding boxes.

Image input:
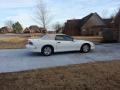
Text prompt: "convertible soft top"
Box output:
[[41, 34, 65, 40]]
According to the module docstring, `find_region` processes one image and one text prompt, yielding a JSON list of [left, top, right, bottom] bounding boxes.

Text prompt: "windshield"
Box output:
[[41, 34, 54, 40]]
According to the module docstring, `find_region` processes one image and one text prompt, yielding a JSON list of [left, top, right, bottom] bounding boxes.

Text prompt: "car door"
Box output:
[[55, 35, 79, 52]]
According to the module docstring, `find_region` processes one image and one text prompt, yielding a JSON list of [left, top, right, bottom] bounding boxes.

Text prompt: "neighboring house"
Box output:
[[47, 31, 55, 34], [114, 9, 120, 42], [23, 27, 30, 33], [103, 18, 113, 28], [23, 25, 46, 33], [0, 26, 12, 33], [63, 13, 112, 36], [56, 27, 63, 34], [63, 19, 81, 36], [29, 25, 41, 33]]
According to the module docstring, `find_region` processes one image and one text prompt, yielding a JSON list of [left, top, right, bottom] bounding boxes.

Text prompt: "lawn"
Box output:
[[0, 34, 103, 49], [0, 37, 27, 49], [0, 33, 42, 49], [0, 60, 119, 90], [74, 36, 103, 43]]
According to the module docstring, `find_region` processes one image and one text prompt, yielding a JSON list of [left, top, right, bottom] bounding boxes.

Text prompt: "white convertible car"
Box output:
[[26, 34, 95, 56]]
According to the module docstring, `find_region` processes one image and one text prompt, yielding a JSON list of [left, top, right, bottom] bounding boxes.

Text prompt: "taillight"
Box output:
[[28, 41, 33, 45]]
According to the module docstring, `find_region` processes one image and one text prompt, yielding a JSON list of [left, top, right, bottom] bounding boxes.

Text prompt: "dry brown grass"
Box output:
[[0, 37, 27, 49], [0, 34, 103, 49], [0, 33, 43, 49], [0, 60, 120, 90], [74, 36, 103, 43]]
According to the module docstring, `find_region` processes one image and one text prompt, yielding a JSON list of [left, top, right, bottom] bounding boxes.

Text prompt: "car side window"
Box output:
[[55, 35, 64, 41], [55, 35, 73, 41], [63, 35, 73, 41]]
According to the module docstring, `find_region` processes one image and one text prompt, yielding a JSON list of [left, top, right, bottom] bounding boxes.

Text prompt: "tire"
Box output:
[[81, 44, 91, 53], [42, 46, 53, 56]]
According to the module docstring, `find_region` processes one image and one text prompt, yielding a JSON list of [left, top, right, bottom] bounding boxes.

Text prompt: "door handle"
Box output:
[[57, 42, 61, 43]]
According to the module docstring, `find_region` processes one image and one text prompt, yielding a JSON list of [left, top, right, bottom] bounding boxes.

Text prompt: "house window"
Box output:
[[91, 31, 94, 36], [82, 29, 86, 32], [99, 31, 102, 36]]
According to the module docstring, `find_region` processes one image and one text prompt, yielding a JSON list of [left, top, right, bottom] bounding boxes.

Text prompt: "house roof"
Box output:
[[0, 26, 11, 32], [79, 13, 94, 27], [103, 19, 113, 24], [65, 13, 104, 28], [80, 13, 105, 27], [114, 9, 120, 25]]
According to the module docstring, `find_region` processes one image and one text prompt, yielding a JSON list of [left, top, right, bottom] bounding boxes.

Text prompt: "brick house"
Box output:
[[114, 9, 120, 42], [23, 27, 30, 33], [63, 13, 112, 36], [0, 26, 12, 33], [23, 25, 46, 33], [63, 19, 81, 36], [47, 31, 56, 34]]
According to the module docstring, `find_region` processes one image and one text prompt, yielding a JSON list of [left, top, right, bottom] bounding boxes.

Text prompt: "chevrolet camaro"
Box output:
[[26, 34, 95, 56]]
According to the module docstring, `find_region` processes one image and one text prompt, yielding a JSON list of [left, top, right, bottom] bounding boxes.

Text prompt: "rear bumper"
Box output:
[[26, 44, 41, 52]]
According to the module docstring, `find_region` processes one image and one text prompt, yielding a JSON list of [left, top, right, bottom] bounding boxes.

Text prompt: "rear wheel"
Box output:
[[42, 46, 53, 56], [81, 44, 91, 53]]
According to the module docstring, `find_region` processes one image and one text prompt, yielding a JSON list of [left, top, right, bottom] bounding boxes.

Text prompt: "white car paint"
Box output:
[[26, 34, 95, 53]]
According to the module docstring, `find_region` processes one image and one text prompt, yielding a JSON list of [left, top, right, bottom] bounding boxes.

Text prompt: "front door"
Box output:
[[55, 35, 77, 52]]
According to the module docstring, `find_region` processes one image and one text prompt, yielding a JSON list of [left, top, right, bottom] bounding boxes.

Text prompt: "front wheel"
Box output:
[[42, 46, 53, 56], [81, 44, 91, 53]]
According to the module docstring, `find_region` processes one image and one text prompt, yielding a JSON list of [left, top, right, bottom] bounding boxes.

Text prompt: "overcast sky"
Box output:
[[0, 0, 120, 30]]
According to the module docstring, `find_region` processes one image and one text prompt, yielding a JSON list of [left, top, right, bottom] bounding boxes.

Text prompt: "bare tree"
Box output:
[[101, 9, 109, 18], [35, 0, 51, 31], [5, 20, 14, 29], [53, 22, 64, 33]]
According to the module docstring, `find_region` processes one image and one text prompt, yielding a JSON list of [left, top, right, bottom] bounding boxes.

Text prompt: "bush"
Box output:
[[102, 28, 117, 43]]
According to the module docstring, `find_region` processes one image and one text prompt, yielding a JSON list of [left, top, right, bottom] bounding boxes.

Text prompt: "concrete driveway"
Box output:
[[0, 43, 120, 73]]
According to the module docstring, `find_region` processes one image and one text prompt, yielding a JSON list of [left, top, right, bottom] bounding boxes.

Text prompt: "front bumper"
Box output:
[[90, 43, 95, 50], [91, 45, 95, 50]]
